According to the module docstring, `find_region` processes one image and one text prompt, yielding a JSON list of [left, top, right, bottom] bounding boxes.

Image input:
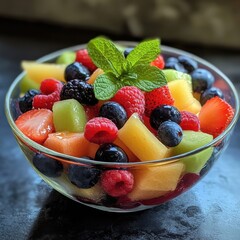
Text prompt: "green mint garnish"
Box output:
[[87, 37, 167, 100]]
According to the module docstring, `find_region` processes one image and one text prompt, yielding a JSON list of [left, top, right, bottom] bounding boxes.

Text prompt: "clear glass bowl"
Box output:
[[5, 42, 239, 212]]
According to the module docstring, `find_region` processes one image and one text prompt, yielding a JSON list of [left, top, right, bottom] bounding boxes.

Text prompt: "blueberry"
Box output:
[[32, 153, 63, 178], [18, 89, 40, 113], [150, 105, 181, 130], [178, 55, 198, 73], [157, 121, 183, 147], [95, 143, 128, 163], [200, 87, 224, 105], [166, 57, 178, 63], [68, 164, 101, 189], [191, 68, 215, 93], [124, 47, 134, 58], [164, 61, 186, 72], [99, 101, 127, 129], [65, 62, 90, 82], [60, 79, 98, 105]]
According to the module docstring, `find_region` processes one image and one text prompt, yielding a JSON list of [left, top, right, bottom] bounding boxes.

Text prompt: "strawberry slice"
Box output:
[[15, 109, 54, 144], [145, 85, 174, 117], [198, 96, 234, 138]]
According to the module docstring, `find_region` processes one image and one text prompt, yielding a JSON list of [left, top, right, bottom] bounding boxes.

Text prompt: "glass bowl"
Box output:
[[5, 42, 239, 212]]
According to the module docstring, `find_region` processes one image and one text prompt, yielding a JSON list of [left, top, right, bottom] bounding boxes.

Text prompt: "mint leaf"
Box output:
[[127, 65, 167, 91], [94, 73, 122, 100], [87, 37, 125, 77], [126, 39, 160, 68]]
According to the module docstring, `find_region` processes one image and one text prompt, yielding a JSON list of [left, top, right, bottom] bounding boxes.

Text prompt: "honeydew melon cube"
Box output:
[[127, 162, 184, 201], [163, 69, 192, 85], [170, 131, 213, 173], [118, 113, 170, 161], [56, 51, 76, 65], [53, 99, 87, 133]]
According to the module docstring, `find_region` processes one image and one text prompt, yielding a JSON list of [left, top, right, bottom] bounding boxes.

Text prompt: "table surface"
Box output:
[[1, 18, 240, 240]]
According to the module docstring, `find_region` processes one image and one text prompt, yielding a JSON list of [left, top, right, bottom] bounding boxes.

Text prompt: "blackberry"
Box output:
[[68, 164, 102, 189], [191, 68, 214, 93], [157, 121, 183, 147], [18, 89, 40, 113], [99, 101, 127, 129], [95, 143, 128, 163], [60, 79, 98, 105], [32, 153, 63, 178], [200, 87, 224, 105], [150, 105, 181, 130], [64, 62, 90, 82]]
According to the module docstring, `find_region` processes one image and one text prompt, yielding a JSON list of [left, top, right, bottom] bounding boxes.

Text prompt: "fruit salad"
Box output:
[[13, 37, 235, 210]]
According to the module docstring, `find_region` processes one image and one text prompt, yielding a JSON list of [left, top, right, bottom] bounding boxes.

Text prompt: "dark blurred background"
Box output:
[[1, 0, 240, 49]]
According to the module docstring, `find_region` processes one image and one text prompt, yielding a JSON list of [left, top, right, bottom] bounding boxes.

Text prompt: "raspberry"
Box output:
[[84, 117, 118, 144], [33, 78, 63, 110], [111, 86, 145, 118], [180, 111, 200, 131], [145, 85, 174, 117], [151, 55, 165, 69], [101, 170, 134, 197], [76, 49, 97, 72]]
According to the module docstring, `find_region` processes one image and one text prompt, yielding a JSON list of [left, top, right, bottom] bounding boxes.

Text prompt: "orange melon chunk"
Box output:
[[118, 113, 170, 161], [127, 162, 184, 201], [43, 132, 89, 157], [21, 61, 66, 83], [168, 79, 201, 114]]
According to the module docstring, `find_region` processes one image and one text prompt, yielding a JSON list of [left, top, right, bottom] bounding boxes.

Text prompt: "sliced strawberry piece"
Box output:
[[15, 109, 54, 144], [145, 85, 174, 117], [76, 49, 97, 72], [198, 96, 234, 138], [150, 55, 165, 69]]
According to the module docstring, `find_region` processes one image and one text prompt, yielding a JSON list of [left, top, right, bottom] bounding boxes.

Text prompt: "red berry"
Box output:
[[15, 109, 54, 144], [180, 111, 200, 131], [101, 170, 134, 197], [198, 96, 234, 138], [111, 86, 145, 118], [84, 117, 118, 144], [76, 49, 97, 71], [151, 55, 165, 69], [33, 78, 63, 110], [84, 105, 99, 121], [145, 85, 174, 117], [142, 115, 157, 135]]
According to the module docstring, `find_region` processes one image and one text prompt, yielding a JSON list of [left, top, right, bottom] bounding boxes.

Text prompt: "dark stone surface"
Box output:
[[1, 19, 240, 240]]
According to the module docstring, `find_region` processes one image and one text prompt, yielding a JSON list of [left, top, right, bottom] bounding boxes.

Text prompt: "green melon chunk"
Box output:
[[171, 131, 213, 173], [56, 51, 76, 65], [53, 99, 87, 132], [20, 75, 40, 93], [163, 69, 192, 86]]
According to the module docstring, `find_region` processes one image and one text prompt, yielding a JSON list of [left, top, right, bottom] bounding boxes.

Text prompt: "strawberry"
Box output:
[[198, 96, 234, 138], [15, 109, 54, 144], [145, 85, 174, 117], [150, 55, 165, 69], [76, 49, 97, 71]]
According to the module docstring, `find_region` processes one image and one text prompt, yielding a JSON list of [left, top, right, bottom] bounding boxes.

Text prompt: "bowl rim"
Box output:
[[5, 41, 240, 166]]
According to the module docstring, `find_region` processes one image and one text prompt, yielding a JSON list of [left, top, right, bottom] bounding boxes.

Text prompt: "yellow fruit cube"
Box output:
[[118, 113, 170, 161], [128, 162, 184, 201], [21, 61, 66, 83]]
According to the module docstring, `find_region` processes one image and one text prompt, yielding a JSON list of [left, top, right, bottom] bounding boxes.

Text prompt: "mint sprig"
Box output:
[[87, 37, 167, 100]]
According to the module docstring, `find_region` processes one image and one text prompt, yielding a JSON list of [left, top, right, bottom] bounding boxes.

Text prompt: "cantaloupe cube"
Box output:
[[87, 68, 104, 84], [118, 113, 170, 161], [21, 61, 66, 83], [43, 132, 89, 157], [168, 79, 201, 114], [86, 142, 99, 159], [127, 162, 184, 201]]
